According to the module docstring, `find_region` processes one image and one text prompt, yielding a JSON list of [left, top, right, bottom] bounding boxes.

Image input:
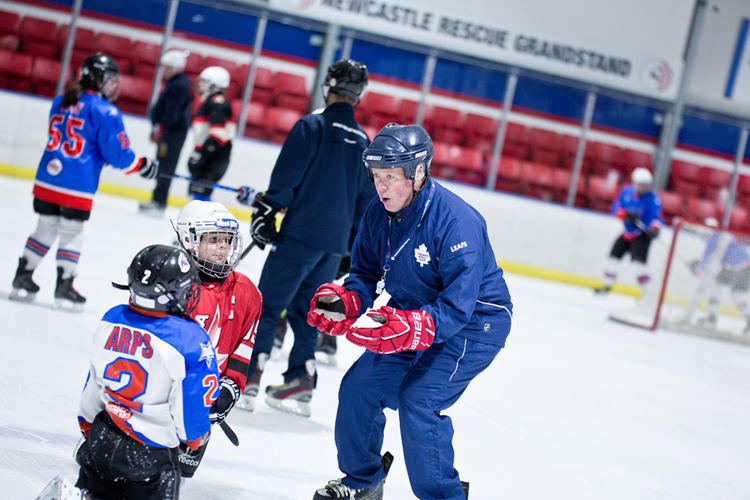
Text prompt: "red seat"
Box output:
[[58, 25, 96, 52], [232, 99, 266, 140], [31, 57, 62, 97], [685, 197, 718, 223], [265, 106, 303, 143], [359, 91, 399, 129], [495, 156, 522, 192], [117, 75, 151, 115], [586, 141, 625, 176], [397, 99, 418, 124], [464, 113, 497, 151], [587, 176, 620, 213], [19, 16, 58, 59], [0, 11, 20, 36], [430, 142, 460, 179], [362, 125, 378, 141], [737, 175, 750, 206], [530, 149, 560, 167], [131, 40, 161, 79], [701, 167, 731, 202], [519, 161, 554, 200], [550, 169, 585, 205], [669, 160, 703, 199], [182, 51, 204, 78], [0, 49, 32, 92], [427, 106, 464, 144], [557, 134, 580, 167], [248, 66, 273, 105], [96, 33, 133, 74], [528, 127, 558, 153], [274, 71, 309, 112], [623, 148, 653, 171], [656, 190, 684, 225], [728, 205, 749, 231], [453, 147, 485, 186]]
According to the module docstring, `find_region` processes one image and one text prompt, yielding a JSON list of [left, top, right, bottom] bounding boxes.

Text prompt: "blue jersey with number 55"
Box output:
[[78, 304, 220, 448], [33, 91, 141, 211]]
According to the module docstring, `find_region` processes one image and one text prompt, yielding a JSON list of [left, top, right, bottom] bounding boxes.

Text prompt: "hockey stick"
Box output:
[[239, 240, 257, 261], [161, 173, 240, 192], [219, 421, 239, 446]]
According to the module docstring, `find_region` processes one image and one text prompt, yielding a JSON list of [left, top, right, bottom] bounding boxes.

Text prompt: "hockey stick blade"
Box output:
[[220, 421, 239, 446], [162, 173, 240, 192]]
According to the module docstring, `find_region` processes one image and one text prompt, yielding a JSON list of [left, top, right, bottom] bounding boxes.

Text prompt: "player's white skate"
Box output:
[[236, 352, 267, 411], [35, 475, 90, 500], [265, 359, 315, 417]]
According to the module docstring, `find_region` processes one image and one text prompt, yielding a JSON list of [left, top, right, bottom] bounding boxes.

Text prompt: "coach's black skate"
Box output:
[[10, 257, 39, 302], [271, 315, 288, 359], [266, 359, 316, 417], [462, 480, 469, 499], [313, 452, 393, 500], [54, 267, 86, 310], [315, 333, 338, 366], [237, 352, 267, 412]]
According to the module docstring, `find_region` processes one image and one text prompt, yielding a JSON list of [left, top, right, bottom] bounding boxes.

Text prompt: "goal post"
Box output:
[[609, 219, 750, 346]]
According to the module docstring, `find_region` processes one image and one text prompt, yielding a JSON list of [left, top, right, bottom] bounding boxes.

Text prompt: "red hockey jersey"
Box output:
[[190, 271, 261, 391]]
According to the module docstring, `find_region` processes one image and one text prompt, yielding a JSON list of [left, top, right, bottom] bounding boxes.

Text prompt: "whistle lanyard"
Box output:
[[376, 183, 435, 294]]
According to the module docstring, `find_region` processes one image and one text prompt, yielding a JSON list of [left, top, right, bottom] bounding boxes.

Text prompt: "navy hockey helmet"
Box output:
[[362, 123, 433, 180], [125, 244, 201, 315], [80, 52, 121, 101], [324, 59, 368, 102]]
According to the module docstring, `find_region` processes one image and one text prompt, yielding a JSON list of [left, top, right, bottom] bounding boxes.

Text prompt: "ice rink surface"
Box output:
[[1, 175, 749, 499]]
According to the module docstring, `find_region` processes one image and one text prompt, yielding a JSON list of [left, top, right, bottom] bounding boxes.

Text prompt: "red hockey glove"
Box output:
[[346, 307, 435, 354], [307, 283, 361, 336]]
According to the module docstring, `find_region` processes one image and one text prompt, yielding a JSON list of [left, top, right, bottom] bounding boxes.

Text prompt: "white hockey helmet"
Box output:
[[160, 49, 188, 71], [175, 200, 242, 279], [632, 167, 653, 185], [198, 66, 230, 93]]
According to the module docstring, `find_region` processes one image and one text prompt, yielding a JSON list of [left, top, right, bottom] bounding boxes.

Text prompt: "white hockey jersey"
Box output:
[[78, 305, 220, 448]]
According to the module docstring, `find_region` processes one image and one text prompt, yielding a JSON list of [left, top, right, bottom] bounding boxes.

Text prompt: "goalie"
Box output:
[[689, 218, 750, 334]]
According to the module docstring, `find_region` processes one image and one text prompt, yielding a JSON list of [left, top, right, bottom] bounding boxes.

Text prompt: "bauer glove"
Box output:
[[250, 194, 279, 249], [209, 377, 241, 425], [307, 283, 361, 336], [137, 157, 159, 180], [347, 307, 435, 354]]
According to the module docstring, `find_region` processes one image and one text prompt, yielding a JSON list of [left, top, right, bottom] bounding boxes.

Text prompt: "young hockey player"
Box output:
[[235, 59, 374, 416], [307, 124, 512, 499], [596, 167, 664, 297], [10, 52, 158, 308], [187, 66, 235, 201], [38, 244, 219, 499], [174, 199, 262, 475]]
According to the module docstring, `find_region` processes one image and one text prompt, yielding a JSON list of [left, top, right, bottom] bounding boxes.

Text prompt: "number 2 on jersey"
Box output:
[[103, 357, 149, 412]]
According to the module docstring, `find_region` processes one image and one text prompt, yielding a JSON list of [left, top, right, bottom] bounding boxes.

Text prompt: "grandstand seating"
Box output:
[[728, 204, 748, 231], [397, 98, 419, 124], [359, 91, 399, 129], [431, 142, 461, 180], [669, 160, 703, 199], [117, 74, 151, 115], [274, 71, 309, 113], [248, 66, 274, 105], [0, 10, 20, 50], [464, 112, 497, 152], [519, 161, 555, 200], [0, 49, 32, 92], [19, 16, 58, 59], [30, 57, 62, 97], [495, 156, 522, 192], [96, 32, 132, 68], [426, 105, 464, 145], [265, 107, 303, 143], [701, 167, 731, 202], [586, 176, 619, 213], [550, 168, 585, 205], [232, 99, 266, 140], [657, 190, 683, 225], [685, 197, 718, 223], [131, 40, 161, 79], [452, 146, 484, 186]]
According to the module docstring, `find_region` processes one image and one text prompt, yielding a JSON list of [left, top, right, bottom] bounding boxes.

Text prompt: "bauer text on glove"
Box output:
[[346, 307, 435, 354]]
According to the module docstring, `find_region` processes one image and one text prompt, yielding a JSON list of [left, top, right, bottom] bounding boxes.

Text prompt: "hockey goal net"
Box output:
[[610, 220, 750, 346]]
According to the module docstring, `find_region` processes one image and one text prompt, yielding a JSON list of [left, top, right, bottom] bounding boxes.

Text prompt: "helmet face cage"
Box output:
[[324, 59, 368, 102], [176, 201, 242, 279], [80, 53, 121, 102], [127, 245, 201, 315], [362, 123, 433, 180]]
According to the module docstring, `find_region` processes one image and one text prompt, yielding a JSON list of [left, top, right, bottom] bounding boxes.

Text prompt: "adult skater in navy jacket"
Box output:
[[308, 124, 513, 500]]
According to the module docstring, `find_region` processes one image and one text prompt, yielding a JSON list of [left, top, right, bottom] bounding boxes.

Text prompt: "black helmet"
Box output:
[[80, 52, 121, 101], [362, 123, 433, 180], [125, 244, 201, 316], [324, 59, 368, 102]]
